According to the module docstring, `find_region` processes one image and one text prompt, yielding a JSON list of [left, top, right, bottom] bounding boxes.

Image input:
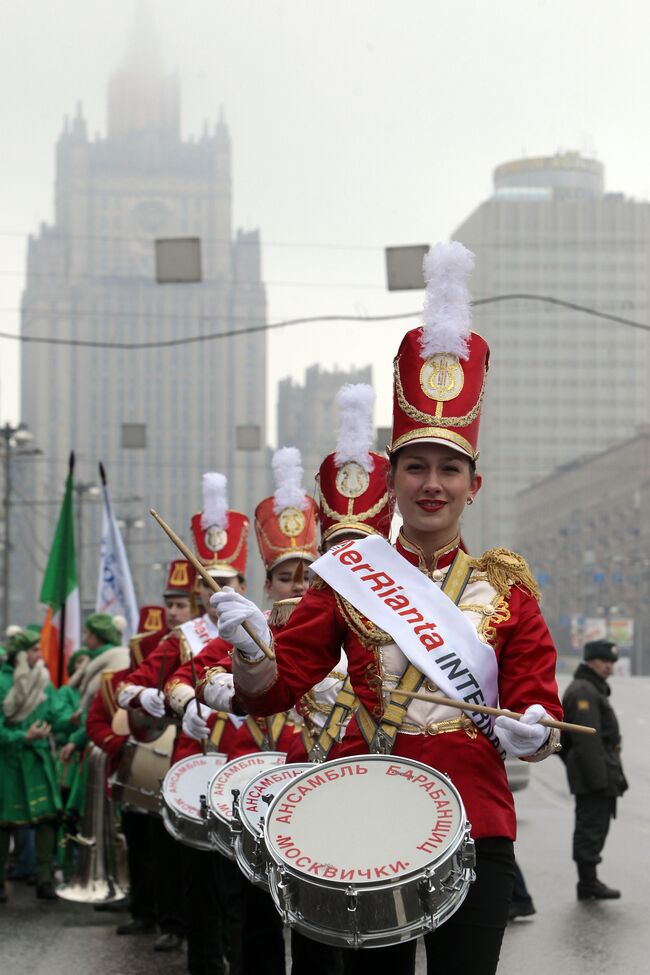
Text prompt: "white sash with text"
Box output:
[[311, 536, 502, 750]]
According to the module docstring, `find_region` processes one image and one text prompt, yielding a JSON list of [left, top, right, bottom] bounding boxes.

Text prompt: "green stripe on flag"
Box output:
[[40, 472, 78, 607]]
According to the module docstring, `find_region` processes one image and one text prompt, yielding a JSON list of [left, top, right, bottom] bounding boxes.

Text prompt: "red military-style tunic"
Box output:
[[166, 634, 301, 763], [231, 535, 562, 841], [86, 668, 130, 792]]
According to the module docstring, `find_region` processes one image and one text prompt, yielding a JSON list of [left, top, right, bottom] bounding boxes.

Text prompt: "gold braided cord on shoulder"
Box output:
[[333, 591, 394, 645], [318, 487, 391, 524], [469, 548, 541, 602], [394, 355, 486, 428]]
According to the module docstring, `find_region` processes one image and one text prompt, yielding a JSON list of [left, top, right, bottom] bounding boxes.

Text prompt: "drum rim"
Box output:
[[207, 750, 288, 826], [264, 753, 469, 888], [237, 762, 314, 836], [161, 751, 229, 823]]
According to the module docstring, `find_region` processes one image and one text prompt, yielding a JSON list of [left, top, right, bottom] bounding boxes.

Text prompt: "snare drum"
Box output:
[[161, 753, 228, 850], [207, 752, 287, 860], [265, 755, 475, 948], [233, 763, 313, 888], [110, 726, 176, 815]]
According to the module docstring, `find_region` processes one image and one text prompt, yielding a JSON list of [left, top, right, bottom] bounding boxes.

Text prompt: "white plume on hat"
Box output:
[[420, 241, 474, 361], [5, 625, 22, 639], [272, 447, 309, 513], [201, 472, 229, 530], [334, 383, 376, 474], [112, 615, 127, 635]]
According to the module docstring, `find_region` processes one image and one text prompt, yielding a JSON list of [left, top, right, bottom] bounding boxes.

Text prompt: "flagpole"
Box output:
[[58, 451, 74, 686]]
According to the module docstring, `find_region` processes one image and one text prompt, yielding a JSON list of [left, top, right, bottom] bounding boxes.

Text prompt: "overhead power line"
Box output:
[[0, 294, 647, 351]]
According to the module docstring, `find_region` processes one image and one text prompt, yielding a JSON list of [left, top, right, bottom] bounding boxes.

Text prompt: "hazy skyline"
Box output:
[[3, 0, 650, 442]]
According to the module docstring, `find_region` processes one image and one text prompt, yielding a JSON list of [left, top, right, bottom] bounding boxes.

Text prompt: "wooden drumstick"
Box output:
[[381, 685, 596, 735], [149, 508, 275, 660]]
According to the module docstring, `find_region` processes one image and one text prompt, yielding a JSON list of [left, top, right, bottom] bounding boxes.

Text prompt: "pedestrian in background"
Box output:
[[561, 640, 627, 900]]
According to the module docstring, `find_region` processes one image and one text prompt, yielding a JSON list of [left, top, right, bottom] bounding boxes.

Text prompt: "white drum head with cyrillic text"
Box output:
[[265, 755, 466, 884], [162, 753, 228, 823], [208, 752, 287, 825], [239, 763, 313, 837]]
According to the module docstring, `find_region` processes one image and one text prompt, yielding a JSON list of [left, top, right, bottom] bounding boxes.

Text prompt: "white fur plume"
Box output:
[[273, 447, 308, 513], [421, 241, 474, 361], [112, 615, 127, 635], [334, 384, 376, 474], [201, 472, 229, 530], [5, 625, 21, 639]]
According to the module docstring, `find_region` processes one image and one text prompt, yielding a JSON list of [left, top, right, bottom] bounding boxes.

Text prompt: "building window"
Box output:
[[122, 423, 147, 449]]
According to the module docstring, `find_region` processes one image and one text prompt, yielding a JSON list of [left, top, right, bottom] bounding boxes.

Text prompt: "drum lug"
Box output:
[[345, 885, 358, 914], [199, 794, 209, 821], [230, 790, 242, 834], [418, 869, 437, 913], [277, 867, 296, 920], [461, 835, 476, 871], [308, 742, 327, 764]]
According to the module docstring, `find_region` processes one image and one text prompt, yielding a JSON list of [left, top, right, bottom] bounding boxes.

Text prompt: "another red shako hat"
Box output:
[[190, 472, 249, 578], [390, 242, 489, 460], [254, 447, 318, 572], [163, 559, 197, 598], [317, 383, 393, 544]]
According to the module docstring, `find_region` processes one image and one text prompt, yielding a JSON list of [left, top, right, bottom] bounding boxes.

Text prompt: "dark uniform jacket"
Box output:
[[561, 663, 628, 797]]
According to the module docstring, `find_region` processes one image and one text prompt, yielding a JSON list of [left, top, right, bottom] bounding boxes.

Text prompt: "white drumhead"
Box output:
[[162, 753, 228, 822], [265, 756, 466, 885], [239, 763, 313, 837], [208, 752, 287, 825]]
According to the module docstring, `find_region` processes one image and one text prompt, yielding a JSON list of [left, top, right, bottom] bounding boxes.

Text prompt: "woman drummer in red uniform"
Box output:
[[204, 242, 562, 975]]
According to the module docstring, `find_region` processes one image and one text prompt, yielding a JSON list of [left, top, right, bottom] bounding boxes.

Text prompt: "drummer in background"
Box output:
[[207, 243, 563, 975], [85, 605, 166, 942], [128, 473, 249, 975], [166, 448, 315, 975]]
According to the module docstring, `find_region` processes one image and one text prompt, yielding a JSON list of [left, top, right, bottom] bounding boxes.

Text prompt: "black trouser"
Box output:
[[184, 845, 243, 975], [0, 822, 57, 887], [512, 860, 533, 906], [149, 815, 186, 935], [341, 838, 515, 975], [573, 795, 616, 867], [241, 881, 285, 975], [121, 811, 156, 925], [291, 930, 343, 975]]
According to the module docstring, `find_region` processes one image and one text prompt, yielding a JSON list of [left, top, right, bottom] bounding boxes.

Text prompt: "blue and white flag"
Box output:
[[95, 469, 139, 642]]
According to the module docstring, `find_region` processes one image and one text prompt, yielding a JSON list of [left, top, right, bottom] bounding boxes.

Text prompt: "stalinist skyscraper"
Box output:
[[18, 8, 268, 616]]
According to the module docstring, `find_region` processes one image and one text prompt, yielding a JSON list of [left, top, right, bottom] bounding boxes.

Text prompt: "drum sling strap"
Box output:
[[302, 676, 358, 764], [245, 713, 288, 752], [207, 713, 228, 752], [355, 550, 475, 755]]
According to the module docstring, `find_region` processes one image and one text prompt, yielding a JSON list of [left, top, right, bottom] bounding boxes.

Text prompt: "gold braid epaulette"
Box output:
[[309, 575, 329, 591], [469, 548, 541, 602]]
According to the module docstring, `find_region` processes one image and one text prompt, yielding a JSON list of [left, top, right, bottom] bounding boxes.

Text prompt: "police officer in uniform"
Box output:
[[561, 639, 628, 900]]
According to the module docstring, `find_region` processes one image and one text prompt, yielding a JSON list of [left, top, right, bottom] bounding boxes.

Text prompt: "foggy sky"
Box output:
[[2, 0, 649, 440]]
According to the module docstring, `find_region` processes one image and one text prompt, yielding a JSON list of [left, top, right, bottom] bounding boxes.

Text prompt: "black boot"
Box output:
[[36, 881, 58, 901], [576, 862, 620, 900]]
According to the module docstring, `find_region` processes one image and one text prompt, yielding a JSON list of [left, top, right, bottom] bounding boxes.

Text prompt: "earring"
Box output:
[[466, 497, 474, 506]]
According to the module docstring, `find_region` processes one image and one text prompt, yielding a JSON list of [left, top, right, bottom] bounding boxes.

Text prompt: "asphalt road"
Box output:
[[1, 676, 647, 975]]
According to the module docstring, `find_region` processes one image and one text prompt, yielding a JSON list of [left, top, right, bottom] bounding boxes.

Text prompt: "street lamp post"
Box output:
[[1, 423, 41, 631]]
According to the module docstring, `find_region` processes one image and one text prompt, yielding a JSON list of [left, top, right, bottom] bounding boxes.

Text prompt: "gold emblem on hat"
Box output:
[[205, 525, 227, 552], [420, 354, 464, 401], [169, 562, 190, 587], [336, 461, 370, 499], [143, 607, 164, 632], [278, 507, 306, 538]]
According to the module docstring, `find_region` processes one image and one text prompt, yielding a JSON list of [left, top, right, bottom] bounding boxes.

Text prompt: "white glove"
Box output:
[[139, 687, 166, 718], [203, 672, 235, 713], [182, 698, 210, 741], [210, 588, 270, 661], [494, 704, 550, 758]]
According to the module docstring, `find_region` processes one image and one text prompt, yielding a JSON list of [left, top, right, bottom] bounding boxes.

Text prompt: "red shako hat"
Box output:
[[136, 605, 166, 634], [163, 559, 197, 598], [317, 383, 393, 544], [255, 447, 318, 572], [129, 606, 167, 666], [190, 472, 249, 578], [390, 242, 489, 460]]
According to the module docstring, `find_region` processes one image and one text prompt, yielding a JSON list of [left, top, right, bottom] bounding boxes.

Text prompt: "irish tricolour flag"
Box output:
[[40, 453, 80, 686]]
